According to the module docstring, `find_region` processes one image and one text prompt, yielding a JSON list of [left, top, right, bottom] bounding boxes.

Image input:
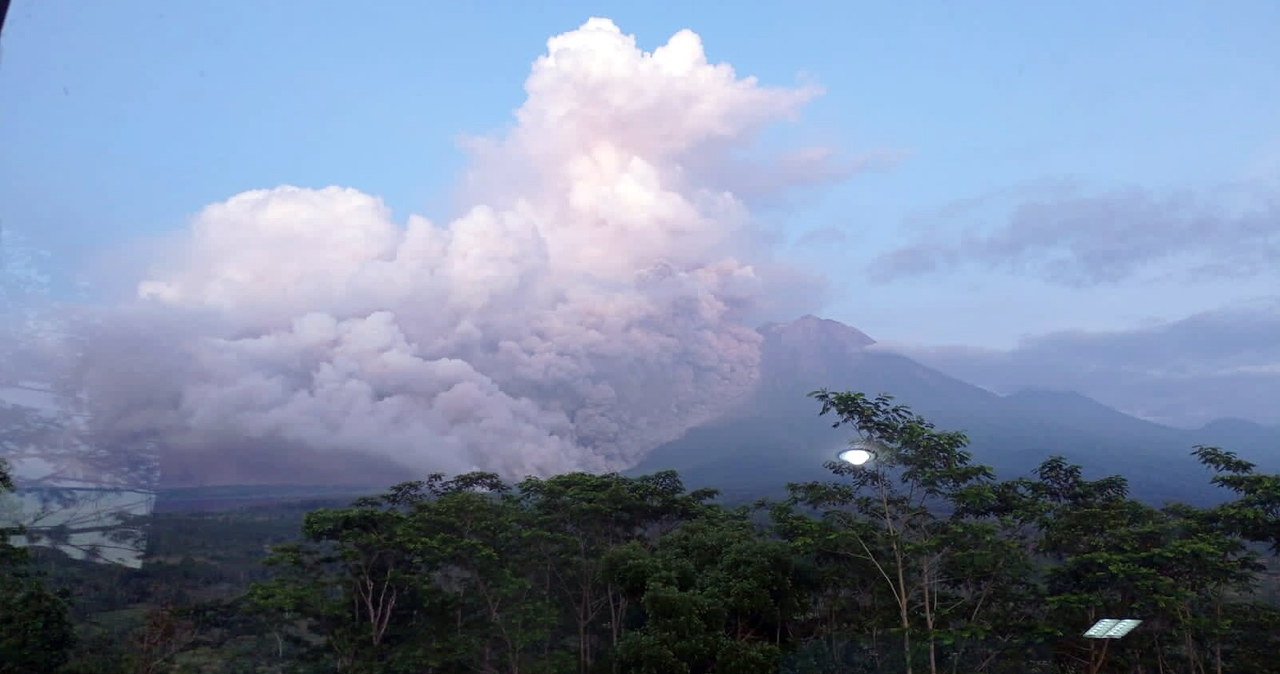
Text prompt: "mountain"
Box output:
[[1188, 418, 1280, 459], [629, 316, 1280, 504], [5, 315, 1275, 510]]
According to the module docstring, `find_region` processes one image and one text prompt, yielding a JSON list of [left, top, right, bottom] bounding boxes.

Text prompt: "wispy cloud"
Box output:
[[869, 184, 1280, 286], [889, 297, 1280, 427]]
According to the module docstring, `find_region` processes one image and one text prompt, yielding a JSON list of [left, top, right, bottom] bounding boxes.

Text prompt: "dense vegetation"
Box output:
[[4, 390, 1280, 673]]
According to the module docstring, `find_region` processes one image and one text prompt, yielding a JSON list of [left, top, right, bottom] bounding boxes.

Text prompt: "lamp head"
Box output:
[[835, 439, 883, 466], [836, 447, 873, 465]]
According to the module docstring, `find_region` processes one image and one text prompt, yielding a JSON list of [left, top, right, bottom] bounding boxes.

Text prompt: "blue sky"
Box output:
[[2, 1, 1279, 430]]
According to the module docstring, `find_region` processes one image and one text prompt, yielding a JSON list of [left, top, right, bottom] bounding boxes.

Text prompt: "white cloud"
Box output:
[[868, 183, 1280, 287], [893, 298, 1280, 427], [60, 18, 832, 483]]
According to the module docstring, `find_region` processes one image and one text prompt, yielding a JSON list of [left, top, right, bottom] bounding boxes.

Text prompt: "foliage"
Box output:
[[9, 394, 1280, 673], [0, 458, 77, 674]]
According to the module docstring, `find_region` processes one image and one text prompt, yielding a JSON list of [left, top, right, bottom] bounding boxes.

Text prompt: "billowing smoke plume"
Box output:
[[66, 19, 829, 484]]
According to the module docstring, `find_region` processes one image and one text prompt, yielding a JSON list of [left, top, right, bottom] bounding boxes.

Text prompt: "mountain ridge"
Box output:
[[630, 315, 1279, 504]]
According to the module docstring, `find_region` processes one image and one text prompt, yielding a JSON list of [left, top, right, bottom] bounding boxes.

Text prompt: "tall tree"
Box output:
[[788, 390, 999, 674], [516, 470, 717, 673], [605, 505, 810, 674]]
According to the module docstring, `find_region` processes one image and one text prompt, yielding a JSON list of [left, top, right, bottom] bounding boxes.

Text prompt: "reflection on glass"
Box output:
[[1, 231, 157, 568]]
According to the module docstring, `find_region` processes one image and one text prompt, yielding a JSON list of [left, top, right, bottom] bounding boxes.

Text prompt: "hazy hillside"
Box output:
[[630, 316, 1280, 504]]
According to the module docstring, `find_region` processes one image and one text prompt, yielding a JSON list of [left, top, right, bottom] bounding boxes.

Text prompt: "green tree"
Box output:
[[1188, 445, 1280, 673], [1193, 445, 1280, 554], [0, 458, 76, 674], [787, 390, 1004, 674], [605, 506, 810, 674], [253, 472, 565, 674], [982, 455, 1267, 673], [251, 470, 739, 674], [516, 470, 718, 673]]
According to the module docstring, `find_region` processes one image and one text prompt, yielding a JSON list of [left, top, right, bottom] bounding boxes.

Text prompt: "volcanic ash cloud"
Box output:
[[117, 18, 823, 481]]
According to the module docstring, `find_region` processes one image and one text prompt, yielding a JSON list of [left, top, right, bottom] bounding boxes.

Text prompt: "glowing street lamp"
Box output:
[[836, 447, 872, 466], [835, 440, 881, 467], [1083, 618, 1142, 639]]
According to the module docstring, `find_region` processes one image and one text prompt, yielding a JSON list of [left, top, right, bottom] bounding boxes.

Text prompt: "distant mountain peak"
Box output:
[[1199, 417, 1267, 433], [759, 315, 876, 349], [752, 316, 878, 388]]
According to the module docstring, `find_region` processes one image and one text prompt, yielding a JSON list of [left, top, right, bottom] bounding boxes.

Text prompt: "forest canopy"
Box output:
[[3, 390, 1280, 674]]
